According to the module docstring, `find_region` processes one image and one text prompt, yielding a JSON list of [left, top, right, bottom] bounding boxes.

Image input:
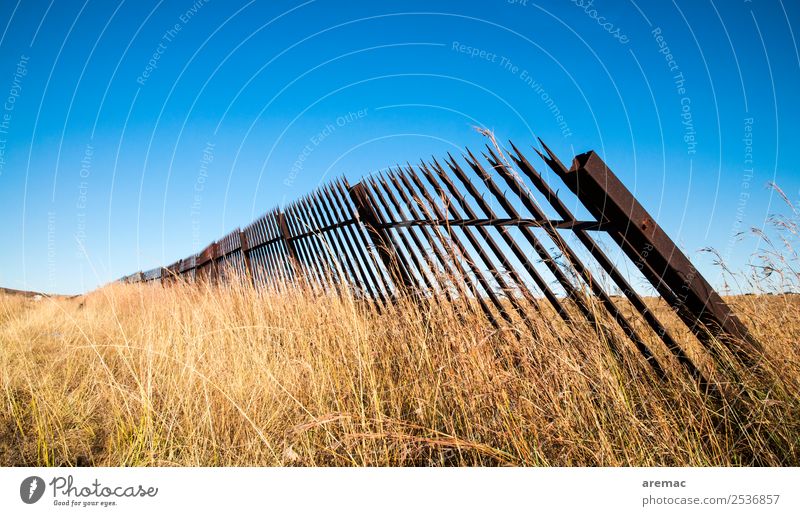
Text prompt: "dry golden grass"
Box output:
[[0, 271, 798, 466]]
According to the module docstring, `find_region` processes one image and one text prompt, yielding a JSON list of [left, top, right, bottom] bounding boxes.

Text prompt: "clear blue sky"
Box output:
[[0, 0, 797, 295]]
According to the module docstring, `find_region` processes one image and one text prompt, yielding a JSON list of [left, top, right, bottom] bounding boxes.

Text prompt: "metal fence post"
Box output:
[[210, 242, 220, 285], [239, 231, 255, 287], [565, 150, 761, 366], [348, 180, 416, 295], [277, 210, 301, 281]]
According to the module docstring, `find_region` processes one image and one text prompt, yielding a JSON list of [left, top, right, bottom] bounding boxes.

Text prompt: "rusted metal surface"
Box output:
[[217, 228, 246, 283], [557, 149, 761, 368], [142, 267, 161, 283], [121, 140, 759, 386], [238, 231, 254, 286], [349, 181, 415, 295]]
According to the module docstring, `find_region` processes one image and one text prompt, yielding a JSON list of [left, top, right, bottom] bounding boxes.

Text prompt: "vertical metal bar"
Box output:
[[381, 169, 467, 300], [277, 209, 305, 288], [239, 230, 255, 287], [465, 151, 588, 304], [286, 202, 320, 290], [205, 253, 212, 284], [215, 242, 222, 285], [296, 200, 339, 293], [295, 201, 337, 293], [298, 197, 343, 294], [337, 179, 395, 298], [253, 218, 272, 289], [368, 176, 440, 295], [305, 193, 354, 292], [467, 150, 647, 369], [210, 243, 220, 286], [265, 214, 288, 290], [265, 213, 289, 289], [388, 170, 468, 299], [284, 205, 322, 291], [248, 219, 267, 290], [317, 186, 375, 298], [349, 181, 417, 294]]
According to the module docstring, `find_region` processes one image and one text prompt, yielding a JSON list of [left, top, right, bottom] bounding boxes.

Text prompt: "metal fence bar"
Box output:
[[265, 213, 289, 290], [366, 176, 439, 296], [239, 231, 255, 287], [283, 206, 317, 290], [266, 212, 293, 289], [308, 190, 366, 299], [289, 202, 333, 293], [349, 181, 416, 295], [277, 210, 304, 287], [297, 197, 343, 294]]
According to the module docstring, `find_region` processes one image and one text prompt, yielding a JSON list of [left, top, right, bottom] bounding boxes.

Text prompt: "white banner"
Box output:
[[2, 467, 798, 515]]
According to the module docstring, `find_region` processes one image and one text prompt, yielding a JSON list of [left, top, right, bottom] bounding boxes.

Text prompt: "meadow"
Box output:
[[0, 268, 798, 466]]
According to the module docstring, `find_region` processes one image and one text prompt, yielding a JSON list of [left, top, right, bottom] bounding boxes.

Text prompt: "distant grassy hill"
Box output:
[[0, 287, 43, 298], [0, 287, 76, 299]]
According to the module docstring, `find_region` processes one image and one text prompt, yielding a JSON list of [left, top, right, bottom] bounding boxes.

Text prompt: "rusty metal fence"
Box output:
[[120, 140, 761, 387]]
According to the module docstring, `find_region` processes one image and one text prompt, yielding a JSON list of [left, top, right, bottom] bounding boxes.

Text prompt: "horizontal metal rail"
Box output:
[[376, 218, 606, 231]]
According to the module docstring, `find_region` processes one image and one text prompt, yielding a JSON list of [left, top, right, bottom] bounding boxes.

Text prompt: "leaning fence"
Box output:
[[119, 140, 762, 392]]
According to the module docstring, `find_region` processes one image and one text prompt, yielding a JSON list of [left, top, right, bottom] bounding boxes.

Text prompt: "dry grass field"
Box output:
[[0, 270, 798, 467]]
